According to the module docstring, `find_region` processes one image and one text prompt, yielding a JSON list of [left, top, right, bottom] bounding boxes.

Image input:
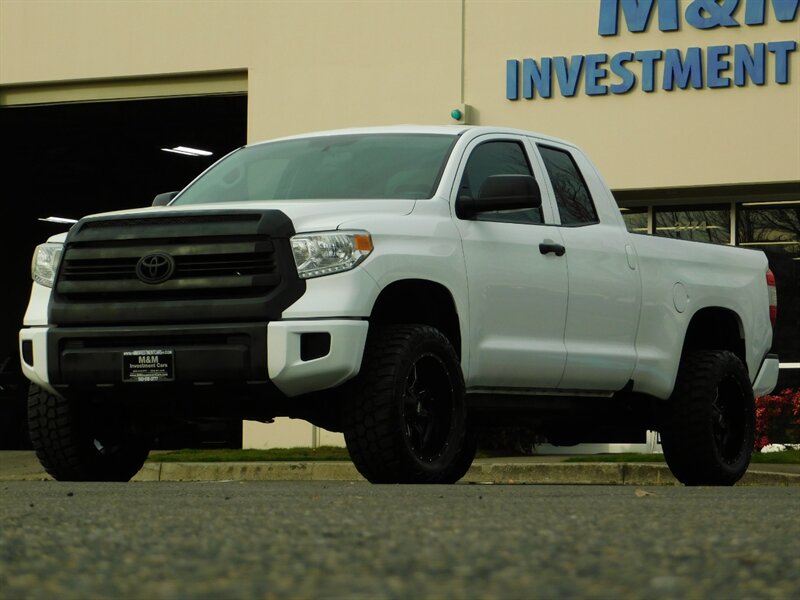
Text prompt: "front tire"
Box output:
[[342, 325, 474, 484], [660, 350, 755, 486], [27, 384, 151, 482]]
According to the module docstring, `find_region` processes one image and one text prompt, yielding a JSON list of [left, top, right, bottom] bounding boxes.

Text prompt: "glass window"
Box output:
[[654, 206, 730, 244], [621, 208, 649, 234], [172, 133, 457, 204], [737, 201, 800, 254], [538, 145, 599, 226], [458, 140, 542, 224], [738, 201, 800, 363]]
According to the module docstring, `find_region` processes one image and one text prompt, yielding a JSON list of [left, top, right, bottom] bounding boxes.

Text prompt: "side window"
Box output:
[[538, 145, 599, 226], [459, 140, 542, 224]]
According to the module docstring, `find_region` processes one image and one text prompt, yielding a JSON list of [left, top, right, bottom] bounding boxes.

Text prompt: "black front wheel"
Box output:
[[343, 325, 474, 484], [27, 384, 151, 482], [660, 350, 755, 486]]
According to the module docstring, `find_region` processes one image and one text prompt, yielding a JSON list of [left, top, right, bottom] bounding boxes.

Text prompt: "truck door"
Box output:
[[454, 136, 568, 389], [532, 141, 641, 392]]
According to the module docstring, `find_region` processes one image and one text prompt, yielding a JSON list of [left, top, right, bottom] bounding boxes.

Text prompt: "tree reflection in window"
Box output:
[[738, 202, 800, 256], [654, 206, 730, 244], [538, 145, 599, 226], [621, 209, 648, 234]]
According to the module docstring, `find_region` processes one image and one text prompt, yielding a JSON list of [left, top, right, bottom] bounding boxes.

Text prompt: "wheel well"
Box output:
[[370, 280, 461, 358], [682, 308, 746, 369]]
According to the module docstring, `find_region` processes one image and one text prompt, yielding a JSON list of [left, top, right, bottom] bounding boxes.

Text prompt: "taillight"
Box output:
[[766, 269, 777, 327]]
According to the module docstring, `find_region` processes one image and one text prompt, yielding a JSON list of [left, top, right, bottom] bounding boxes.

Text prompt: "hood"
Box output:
[[78, 199, 416, 234]]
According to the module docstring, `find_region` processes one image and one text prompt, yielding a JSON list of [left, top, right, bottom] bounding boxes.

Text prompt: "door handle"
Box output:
[[539, 242, 566, 256]]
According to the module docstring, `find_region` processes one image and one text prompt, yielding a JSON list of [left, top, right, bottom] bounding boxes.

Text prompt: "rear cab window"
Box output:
[[537, 144, 599, 227]]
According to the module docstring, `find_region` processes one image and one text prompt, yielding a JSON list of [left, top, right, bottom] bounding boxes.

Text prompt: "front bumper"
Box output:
[[19, 319, 369, 399]]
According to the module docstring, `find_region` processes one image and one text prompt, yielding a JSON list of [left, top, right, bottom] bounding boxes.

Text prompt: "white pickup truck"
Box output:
[[20, 126, 779, 485]]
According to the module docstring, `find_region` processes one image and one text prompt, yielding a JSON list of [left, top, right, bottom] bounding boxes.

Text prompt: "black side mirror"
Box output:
[[152, 191, 179, 207], [456, 174, 541, 219]]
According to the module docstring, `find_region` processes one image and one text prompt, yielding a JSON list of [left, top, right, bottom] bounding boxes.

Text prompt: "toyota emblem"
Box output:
[[135, 252, 176, 284]]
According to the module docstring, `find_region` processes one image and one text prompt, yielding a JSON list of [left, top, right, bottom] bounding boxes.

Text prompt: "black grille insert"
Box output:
[[57, 237, 279, 302], [49, 208, 305, 325]]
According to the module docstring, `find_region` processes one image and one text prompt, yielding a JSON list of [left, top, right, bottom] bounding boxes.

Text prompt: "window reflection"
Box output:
[[738, 202, 800, 253], [621, 209, 648, 234], [538, 145, 599, 226], [654, 206, 730, 244]]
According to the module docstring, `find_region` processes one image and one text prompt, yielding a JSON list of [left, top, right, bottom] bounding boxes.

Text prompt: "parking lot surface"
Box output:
[[2, 482, 799, 599]]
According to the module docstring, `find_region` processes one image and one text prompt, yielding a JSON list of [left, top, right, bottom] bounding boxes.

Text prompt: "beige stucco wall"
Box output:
[[0, 0, 464, 146], [2, 0, 797, 190], [242, 419, 343, 450]]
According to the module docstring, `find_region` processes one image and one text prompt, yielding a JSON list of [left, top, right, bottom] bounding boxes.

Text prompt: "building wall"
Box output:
[[467, 0, 800, 189], [2, 0, 797, 190]]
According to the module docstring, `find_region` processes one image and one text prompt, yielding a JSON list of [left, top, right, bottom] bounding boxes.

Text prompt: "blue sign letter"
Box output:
[[523, 58, 553, 99], [745, 0, 800, 25], [585, 54, 610, 95], [554, 56, 585, 97], [635, 49, 663, 91], [507, 60, 520, 100], [663, 47, 704, 90], [610, 52, 637, 93], [599, 0, 679, 35], [768, 40, 797, 83], [707, 45, 732, 87], [734, 43, 766, 85], [685, 0, 740, 30]]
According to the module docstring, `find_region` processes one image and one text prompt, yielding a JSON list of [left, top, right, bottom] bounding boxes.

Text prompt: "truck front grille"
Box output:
[[57, 238, 279, 301], [49, 209, 305, 325]]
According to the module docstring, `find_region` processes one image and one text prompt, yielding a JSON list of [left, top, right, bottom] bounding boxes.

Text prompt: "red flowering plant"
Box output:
[[754, 388, 800, 451]]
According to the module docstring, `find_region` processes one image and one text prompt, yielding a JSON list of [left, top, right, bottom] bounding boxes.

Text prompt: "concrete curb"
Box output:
[[127, 461, 800, 486]]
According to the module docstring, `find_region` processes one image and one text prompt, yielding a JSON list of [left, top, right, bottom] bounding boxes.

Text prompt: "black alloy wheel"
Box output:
[[342, 324, 475, 484], [660, 350, 755, 486], [711, 375, 749, 465], [402, 353, 456, 463], [27, 384, 151, 482]]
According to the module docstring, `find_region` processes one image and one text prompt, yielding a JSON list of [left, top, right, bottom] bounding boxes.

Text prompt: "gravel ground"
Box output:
[[1, 482, 799, 599]]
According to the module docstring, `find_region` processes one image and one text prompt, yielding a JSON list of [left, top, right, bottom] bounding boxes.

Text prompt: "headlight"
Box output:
[[290, 231, 373, 279], [31, 243, 63, 288]]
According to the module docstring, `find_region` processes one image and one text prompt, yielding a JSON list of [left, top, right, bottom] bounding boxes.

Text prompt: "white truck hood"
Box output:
[[68, 199, 415, 234]]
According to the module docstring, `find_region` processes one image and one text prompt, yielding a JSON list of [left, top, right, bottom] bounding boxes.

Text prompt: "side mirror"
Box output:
[[152, 191, 178, 207], [456, 175, 541, 219]]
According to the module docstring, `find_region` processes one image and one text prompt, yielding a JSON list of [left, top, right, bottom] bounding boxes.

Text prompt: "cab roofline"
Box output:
[[245, 125, 574, 150]]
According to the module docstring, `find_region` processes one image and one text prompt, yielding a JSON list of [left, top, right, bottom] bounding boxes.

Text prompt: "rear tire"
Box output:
[[660, 350, 754, 486], [27, 384, 150, 482], [342, 325, 474, 484]]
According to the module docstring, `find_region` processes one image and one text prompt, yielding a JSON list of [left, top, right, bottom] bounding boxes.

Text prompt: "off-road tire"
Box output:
[[27, 384, 150, 482], [660, 350, 755, 486], [342, 325, 474, 484]]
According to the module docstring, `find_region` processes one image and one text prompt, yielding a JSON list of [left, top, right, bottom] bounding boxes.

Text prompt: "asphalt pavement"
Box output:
[[2, 451, 799, 485], [2, 482, 799, 599]]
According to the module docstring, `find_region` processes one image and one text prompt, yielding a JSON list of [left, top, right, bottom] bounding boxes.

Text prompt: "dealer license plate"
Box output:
[[122, 349, 174, 382]]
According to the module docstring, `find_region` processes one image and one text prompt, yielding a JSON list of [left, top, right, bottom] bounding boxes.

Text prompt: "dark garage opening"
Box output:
[[0, 93, 247, 448]]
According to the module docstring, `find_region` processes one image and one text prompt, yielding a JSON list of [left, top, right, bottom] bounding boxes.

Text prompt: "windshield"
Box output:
[[172, 133, 458, 205]]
